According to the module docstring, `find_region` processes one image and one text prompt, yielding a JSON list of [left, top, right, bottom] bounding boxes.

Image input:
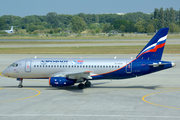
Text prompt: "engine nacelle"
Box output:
[[49, 77, 75, 87]]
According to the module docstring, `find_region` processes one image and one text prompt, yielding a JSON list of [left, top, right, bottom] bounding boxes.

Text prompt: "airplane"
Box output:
[[4, 26, 14, 34], [2, 28, 176, 89]]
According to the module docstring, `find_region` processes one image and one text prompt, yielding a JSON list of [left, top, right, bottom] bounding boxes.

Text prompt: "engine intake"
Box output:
[[49, 77, 75, 87]]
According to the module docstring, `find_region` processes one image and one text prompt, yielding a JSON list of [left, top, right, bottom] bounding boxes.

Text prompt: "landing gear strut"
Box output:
[[78, 81, 91, 89], [18, 78, 23, 88], [85, 80, 91, 87]]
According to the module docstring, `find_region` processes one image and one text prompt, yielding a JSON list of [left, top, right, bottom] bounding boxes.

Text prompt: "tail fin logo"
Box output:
[[136, 27, 169, 60], [10, 26, 13, 31], [137, 35, 167, 58]]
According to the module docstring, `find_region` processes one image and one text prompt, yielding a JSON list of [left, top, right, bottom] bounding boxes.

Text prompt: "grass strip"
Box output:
[[0, 34, 179, 40], [0, 45, 179, 54], [0, 40, 147, 45]]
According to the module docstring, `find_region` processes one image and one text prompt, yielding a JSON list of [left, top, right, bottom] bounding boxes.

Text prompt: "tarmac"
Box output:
[[0, 39, 180, 48], [0, 54, 180, 120]]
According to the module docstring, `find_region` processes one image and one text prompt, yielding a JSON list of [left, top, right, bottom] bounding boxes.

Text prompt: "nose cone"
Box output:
[[2, 70, 6, 76], [2, 69, 9, 77], [171, 62, 176, 67]]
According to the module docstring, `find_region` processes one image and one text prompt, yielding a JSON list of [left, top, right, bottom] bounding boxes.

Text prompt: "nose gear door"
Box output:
[[25, 61, 31, 72]]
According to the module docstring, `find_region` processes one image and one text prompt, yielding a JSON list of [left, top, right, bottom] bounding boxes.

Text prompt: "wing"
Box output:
[[67, 71, 93, 80], [50, 71, 93, 82]]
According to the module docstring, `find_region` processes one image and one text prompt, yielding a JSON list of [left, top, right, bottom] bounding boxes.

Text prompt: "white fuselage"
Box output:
[[2, 58, 131, 79]]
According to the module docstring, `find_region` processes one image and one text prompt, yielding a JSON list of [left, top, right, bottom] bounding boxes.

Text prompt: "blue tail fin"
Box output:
[[136, 28, 169, 60]]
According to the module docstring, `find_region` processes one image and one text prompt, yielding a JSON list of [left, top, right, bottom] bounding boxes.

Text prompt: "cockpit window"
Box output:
[[9, 63, 18, 67]]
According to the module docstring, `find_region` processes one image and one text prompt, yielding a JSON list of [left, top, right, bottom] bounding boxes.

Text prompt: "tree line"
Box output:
[[0, 7, 180, 34]]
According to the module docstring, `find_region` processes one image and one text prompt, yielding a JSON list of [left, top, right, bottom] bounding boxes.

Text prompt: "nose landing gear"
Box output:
[[17, 78, 23, 88]]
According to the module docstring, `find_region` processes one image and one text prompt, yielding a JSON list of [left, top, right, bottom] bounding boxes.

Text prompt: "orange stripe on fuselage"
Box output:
[[91, 59, 135, 76]]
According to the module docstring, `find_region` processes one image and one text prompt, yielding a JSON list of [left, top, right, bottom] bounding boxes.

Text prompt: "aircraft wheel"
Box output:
[[18, 85, 23, 88], [85, 81, 91, 87], [78, 83, 84, 89]]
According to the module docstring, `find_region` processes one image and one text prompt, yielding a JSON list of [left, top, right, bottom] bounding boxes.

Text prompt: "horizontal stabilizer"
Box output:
[[148, 62, 168, 67]]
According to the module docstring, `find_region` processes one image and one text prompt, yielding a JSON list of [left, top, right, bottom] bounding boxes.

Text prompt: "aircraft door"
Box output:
[[126, 62, 132, 73], [25, 60, 31, 72]]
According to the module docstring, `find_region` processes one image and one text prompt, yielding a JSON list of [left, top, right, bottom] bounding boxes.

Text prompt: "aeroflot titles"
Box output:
[[41, 60, 68, 64], [40, 60, 84, 65]]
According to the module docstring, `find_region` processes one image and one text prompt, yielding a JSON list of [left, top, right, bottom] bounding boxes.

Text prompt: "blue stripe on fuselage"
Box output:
[[91, 59, 173, 80]]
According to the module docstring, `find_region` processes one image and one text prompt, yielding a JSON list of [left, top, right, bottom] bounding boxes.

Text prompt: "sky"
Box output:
[[0, 0, 179, 17]]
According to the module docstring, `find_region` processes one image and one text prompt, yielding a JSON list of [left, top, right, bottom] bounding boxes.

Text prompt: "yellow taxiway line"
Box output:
[[0, 87, 41, 103], [142, 90, 180, 110]]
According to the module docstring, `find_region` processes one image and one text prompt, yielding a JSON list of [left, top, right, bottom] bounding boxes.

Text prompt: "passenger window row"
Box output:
[[33, 65, 121, 68]]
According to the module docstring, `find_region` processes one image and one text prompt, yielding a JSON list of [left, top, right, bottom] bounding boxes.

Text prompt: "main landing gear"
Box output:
[[78, 80, 91, 89], [18, 78, 23, 88]]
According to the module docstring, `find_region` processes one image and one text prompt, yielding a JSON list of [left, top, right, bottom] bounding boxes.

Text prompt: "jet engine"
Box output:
[[49, 77, 75, 87]]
